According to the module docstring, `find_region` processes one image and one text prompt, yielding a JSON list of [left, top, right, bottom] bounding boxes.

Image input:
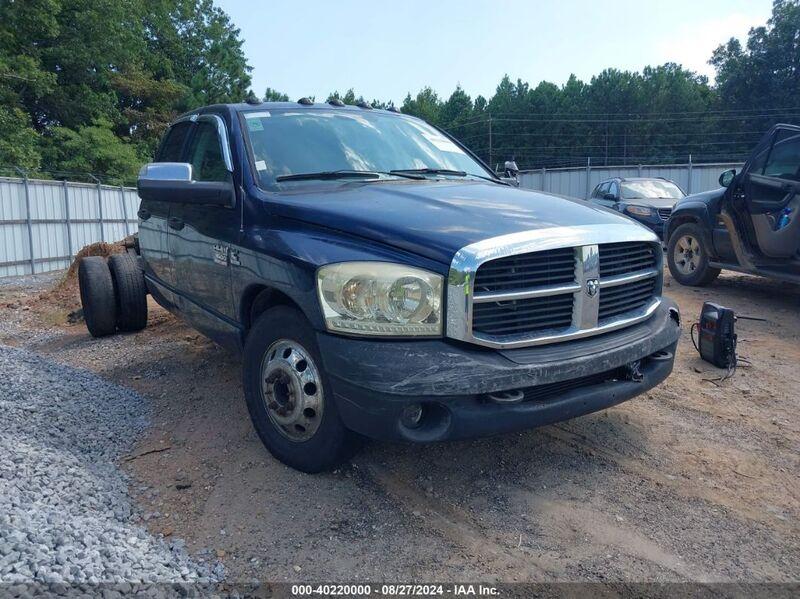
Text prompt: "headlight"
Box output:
[[625, 205, 654, 217], [317, 262, 443, 336]]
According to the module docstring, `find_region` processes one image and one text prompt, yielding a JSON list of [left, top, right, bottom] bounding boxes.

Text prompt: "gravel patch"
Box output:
[[0, 345, 223, 584]]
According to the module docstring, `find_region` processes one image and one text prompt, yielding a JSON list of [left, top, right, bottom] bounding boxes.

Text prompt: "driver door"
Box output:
[[740, 126, 800, 259], [169, 114, 240, 343]]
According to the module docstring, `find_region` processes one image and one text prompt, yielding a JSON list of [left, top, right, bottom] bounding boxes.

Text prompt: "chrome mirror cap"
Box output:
[[138, 162, 193, 182]]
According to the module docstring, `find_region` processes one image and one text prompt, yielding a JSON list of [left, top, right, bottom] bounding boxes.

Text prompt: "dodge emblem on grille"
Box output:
[[585, 278, 599, 298]]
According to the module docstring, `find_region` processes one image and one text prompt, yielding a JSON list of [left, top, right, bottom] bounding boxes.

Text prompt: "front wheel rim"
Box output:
[[674, 234, 702, 275], [260, 339, 324, 441]]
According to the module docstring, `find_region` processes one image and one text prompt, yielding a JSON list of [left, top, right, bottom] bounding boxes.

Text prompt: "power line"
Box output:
[[445, 111, 800, 127]]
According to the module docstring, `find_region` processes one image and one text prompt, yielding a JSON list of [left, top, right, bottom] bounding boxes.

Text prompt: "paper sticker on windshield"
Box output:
[[255, 160, 267, 171], [245, 111, 271, 119], [422, 132, 463, 154]]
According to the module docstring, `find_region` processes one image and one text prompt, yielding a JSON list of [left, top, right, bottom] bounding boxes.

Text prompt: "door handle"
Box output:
[[137, 208, 151, 220], [168, 216, 185, 230]]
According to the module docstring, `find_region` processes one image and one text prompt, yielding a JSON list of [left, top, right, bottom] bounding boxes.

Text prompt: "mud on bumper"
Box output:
[[317, 299, 681, 442]]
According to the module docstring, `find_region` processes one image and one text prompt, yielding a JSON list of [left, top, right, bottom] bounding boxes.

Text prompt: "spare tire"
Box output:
[[78, 256, 117, 338], [108, 253, 148, 332]]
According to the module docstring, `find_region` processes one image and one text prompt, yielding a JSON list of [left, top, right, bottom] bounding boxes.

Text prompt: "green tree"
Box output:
[[401, 87, 443, 125], [263, 87, 290, 102], [0, 0, 252, 180], [43, 119, 143, 183], [712, 0, 800, 110], [0, 107, 41, 169]]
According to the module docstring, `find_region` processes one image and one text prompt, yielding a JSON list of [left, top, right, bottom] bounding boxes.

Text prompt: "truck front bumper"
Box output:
[[317, 299, 681, 442]]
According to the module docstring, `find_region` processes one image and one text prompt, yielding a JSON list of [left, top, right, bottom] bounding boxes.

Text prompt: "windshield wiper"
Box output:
[[276, 169, 425, 182], [276, 170, 380, 182], [390, 168, 467, 177], [389, 168, 507, 185]]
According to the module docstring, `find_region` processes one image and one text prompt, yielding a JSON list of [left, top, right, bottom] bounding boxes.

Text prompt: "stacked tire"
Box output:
[[78, 253, 148, 338]]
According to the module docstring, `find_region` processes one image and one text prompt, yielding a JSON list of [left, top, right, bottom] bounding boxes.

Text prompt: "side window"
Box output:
[[762, 129, 800, 182], [155, 122, 192, 162], [591, 184, 602, 199], [598, 182, 610, 197], [608, 181, 619, 198], [185, 120, 231, 182]]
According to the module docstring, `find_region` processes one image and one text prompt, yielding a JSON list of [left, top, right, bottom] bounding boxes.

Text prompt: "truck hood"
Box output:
[[267, 180, 649, 264]]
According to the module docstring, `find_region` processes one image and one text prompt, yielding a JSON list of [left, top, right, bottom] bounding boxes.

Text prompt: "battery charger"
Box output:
[[692, 302, 737, 369]]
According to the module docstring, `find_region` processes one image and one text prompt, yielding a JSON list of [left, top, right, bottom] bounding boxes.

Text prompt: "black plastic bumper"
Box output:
[[316, 299, 681, 442]]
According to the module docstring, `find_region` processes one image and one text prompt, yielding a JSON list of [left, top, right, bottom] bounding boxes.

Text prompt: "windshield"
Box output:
[[242, 109, 494, 189], [620, 180, 684, 200]]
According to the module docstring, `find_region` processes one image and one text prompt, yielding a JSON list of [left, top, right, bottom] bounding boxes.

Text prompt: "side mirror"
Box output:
[[719, 168, 736, 188], [603, 192, 616, 200], [501, 160, 520, 187], [137, 162, 235, 207], [504, 160, 520, 178]]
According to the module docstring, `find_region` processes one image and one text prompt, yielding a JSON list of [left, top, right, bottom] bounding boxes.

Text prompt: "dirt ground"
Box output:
[[1, 267, 798, 584]]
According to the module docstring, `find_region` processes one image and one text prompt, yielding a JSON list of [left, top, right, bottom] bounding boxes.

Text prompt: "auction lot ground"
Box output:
[[1, 268, 798, 583]]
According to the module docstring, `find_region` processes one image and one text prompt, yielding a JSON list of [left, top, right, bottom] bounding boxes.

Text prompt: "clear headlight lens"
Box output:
[[625, 204, 653, 217], [317, 262, 443, 336]]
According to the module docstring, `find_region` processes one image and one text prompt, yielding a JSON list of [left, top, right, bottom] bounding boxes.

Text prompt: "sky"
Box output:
[[215, 0, 773, 105]]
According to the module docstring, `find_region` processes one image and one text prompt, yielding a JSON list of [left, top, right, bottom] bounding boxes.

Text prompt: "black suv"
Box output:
[[590, 177, 685, 240], [666, 124, 800, 286]]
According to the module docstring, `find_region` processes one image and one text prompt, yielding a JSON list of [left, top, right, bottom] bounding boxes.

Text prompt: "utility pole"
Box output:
[[488, 116, 493, 171]]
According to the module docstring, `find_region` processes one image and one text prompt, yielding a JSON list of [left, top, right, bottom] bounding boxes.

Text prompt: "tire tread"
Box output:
[[108, 253, 148, 331], [78, 257, 117, 337]]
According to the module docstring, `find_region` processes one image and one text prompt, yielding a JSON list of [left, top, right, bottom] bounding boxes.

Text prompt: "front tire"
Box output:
[[667, 222, 721, 286], [242, 306, 359, 473]]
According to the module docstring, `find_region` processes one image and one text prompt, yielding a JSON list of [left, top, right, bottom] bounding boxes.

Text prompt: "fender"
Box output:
[[666, 188, 726, 260]]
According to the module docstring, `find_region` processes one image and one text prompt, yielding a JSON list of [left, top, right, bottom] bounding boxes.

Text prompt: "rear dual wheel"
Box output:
[[78, 253, 147, 338], [108, 253, 148, 332]]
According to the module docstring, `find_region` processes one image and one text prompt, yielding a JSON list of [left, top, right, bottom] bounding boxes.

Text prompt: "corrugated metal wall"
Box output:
[[518, 162, 742, 199], [0, 177, 139, 277]]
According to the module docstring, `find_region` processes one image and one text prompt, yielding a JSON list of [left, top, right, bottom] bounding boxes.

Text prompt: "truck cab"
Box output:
[[666, 124, 800, 286], [80, 99, 682, 472]]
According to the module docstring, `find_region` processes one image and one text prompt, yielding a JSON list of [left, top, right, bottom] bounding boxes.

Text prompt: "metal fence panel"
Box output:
[[519, 162, 742, 199], [0, 176, 139, 278]]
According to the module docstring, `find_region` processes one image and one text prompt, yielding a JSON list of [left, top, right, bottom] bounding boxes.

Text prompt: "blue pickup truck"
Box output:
[[77, 99, 681, 472]]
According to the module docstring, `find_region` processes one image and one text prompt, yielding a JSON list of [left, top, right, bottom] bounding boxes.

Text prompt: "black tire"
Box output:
[[77, 257, 117, 338], [243, 306, 360, 473], [667, 222, 721, 286], [108, 253, 148, 332]]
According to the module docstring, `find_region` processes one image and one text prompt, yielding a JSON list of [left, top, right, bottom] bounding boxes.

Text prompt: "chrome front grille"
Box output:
[[472, 293, 574, 337], [598, 277, 657, 321], [446, 225, 663, 349], [473, 247, 575, 292], [657, 207, 672, 221], [599, 242, 658, 276]]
